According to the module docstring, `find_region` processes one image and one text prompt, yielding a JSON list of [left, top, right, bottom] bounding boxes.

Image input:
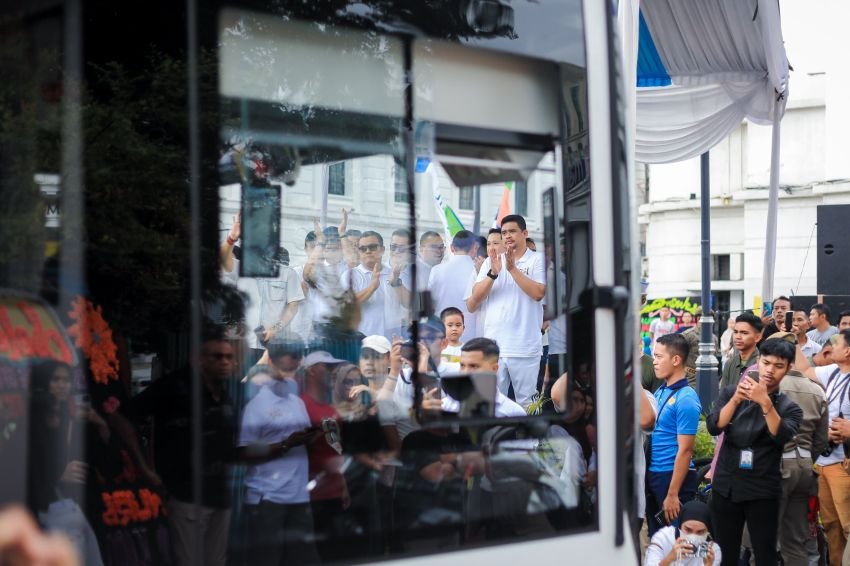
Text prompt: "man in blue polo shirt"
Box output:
[[647, 333, 702, 536]]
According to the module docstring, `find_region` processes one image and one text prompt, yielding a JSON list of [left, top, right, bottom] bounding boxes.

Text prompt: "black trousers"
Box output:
[[710, 491, 780, 566]]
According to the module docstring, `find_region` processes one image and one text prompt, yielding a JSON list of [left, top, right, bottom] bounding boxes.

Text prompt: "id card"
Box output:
[[739, 449, 754, 470]]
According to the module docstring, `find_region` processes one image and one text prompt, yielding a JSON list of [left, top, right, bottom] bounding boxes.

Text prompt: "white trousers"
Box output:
[[497, 355, 540, 408]]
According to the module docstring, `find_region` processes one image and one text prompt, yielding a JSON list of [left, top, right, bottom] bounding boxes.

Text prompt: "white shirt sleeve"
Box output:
[[644, 527, 675, 566], [815, 364, 840, 388]]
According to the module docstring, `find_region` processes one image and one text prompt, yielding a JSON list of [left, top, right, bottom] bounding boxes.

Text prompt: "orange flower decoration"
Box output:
[[67, 297, 119, 384]]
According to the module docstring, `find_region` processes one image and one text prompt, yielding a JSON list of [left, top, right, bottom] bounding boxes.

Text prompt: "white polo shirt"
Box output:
[[466, 249, 545, 357], [428, 254, 478, 341], [815, 364, 850, 466], [341, 263, 409, 339]]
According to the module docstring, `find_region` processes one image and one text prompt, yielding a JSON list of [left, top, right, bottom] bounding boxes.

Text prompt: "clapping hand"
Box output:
[[505, 244, 516, 273], [489, 247, 502, 275]]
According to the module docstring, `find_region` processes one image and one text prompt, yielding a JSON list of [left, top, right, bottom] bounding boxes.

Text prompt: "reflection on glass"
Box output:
[[2, 1, 597, 565]]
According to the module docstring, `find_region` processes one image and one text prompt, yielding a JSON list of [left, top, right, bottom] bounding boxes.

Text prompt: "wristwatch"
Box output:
[[486, 269, 498, 280]]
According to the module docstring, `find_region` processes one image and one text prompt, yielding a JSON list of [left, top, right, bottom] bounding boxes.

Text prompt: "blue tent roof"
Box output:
[[636, 10, 670, 87]]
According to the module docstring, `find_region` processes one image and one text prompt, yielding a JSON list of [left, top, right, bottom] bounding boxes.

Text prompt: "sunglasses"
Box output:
[[358, 243, 381, 253]]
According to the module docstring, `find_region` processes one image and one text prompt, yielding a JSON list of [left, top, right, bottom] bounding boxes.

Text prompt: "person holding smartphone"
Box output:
[[706, 339, 803, 566]]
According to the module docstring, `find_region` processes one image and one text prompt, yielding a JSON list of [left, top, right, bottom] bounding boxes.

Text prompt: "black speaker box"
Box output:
[[817, 204, 850, 296]]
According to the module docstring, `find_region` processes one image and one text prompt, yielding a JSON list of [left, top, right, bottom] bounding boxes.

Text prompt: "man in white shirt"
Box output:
[[238, 348, 322, 565], [441, 337, 526, 418], [416, 231, 445, 291], [466, 215, 545, 408], [796, 328, 850, 566], [428, 230, 478, 341], [808, 303, 839, 347], [791, 309, 822, 361], [341, 231, 409, 339]]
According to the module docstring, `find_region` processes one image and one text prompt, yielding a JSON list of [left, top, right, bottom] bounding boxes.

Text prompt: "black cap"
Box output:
[[679, 500, 712, 533]]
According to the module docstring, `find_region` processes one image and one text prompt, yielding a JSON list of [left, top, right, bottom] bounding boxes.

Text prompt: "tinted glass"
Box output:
[[0, 1, 598, 565]]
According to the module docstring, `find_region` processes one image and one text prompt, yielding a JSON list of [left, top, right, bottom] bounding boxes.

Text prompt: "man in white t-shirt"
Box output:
[[796, 329, 850, 566], [341, 231, 409, 339], [440, 337, 525, 418], [238, 350, 324, 565], [465, 215, 545, 407], [649, 306, 675, 351], [428, 230, 478, 342], [416, 230, 445, 291]]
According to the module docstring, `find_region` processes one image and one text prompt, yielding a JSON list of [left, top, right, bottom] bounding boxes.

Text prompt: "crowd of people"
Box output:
[[642, 297, 850, 566], [88, 211, 595, 566]]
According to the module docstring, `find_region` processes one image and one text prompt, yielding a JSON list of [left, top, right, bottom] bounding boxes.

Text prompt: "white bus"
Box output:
[[0, 0, 640, 564]]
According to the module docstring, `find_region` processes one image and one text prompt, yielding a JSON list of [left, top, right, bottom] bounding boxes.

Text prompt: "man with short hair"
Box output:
[[417, 231, 445, 289], [808, 304, 838, 347], [647, 333, 702, 537], [719, 312, 764, 391], [466, 215, 545, 407], [762, 296, 793, 339], [428, 230, 478, 341], [440, 337, 526, 417], [796, 329, 850, 566], [341, 231, 407, 339], [792, 309, 822, 361], [837, 310, 850, 331], [707, 339, 803, 566]]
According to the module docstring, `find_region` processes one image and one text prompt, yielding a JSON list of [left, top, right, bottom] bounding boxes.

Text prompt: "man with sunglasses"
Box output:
[[342, 231, 408, 340]]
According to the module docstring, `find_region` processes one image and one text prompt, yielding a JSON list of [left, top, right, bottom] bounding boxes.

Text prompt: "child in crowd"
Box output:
[[440, 307, 464, 373]]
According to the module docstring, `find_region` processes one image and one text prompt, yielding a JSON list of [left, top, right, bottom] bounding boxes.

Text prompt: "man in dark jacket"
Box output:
[[707, 339, 803, 566]]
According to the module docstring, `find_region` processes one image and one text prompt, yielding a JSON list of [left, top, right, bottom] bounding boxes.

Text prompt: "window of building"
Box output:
[[328, 161, 346, 195], [711, 254, 731, 281], [458, 186, 475, 210], [394, 164, 408, 203]]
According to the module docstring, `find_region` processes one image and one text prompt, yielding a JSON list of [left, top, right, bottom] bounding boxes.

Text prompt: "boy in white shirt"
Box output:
[[440, 307, 465, 373]]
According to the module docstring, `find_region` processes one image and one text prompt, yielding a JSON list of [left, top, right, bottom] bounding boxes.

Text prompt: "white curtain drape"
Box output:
[[627, 0, 789, 164]]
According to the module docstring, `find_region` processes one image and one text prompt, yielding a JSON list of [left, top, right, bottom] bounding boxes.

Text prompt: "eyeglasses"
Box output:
[[358, 243, 381, 253], [390, 244, 413, 252], [424, 245, 445, 252]]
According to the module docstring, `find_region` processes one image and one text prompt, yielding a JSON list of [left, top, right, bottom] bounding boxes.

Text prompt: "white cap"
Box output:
[[361, 335, 392, 354], [303, 350, 346, 368]]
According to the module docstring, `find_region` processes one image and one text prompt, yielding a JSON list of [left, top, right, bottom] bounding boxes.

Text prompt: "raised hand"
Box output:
[[505, 244, 516, 273], [489, 247, 502, 274], [228, 213, 241, 242]]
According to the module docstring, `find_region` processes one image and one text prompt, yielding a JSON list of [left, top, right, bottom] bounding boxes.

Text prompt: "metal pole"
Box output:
[[761, 101, 783, 303], [696, 152, 718, 411]]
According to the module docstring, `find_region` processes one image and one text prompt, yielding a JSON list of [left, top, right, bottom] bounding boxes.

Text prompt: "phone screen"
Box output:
[[785, 311, 794, 332]]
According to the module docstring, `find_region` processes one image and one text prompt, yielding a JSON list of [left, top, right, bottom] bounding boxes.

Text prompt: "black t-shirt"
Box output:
[[123, 368, 237, 508], [706, 385, 802, 501]]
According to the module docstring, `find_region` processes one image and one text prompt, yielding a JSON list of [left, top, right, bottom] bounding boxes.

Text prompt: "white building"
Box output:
[[638, 0, 850, 313]]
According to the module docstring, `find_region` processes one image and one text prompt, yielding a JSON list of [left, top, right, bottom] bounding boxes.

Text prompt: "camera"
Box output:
[[692, 542, 711, 559]]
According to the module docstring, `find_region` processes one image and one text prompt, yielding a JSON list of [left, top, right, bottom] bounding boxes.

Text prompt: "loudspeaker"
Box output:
[[817, 204, 850, 296]]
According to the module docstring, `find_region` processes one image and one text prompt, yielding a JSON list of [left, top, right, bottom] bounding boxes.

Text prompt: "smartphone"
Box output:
[[653, 509, 669, 526], [785, 311, 794, 333], [746, 370, 760, 383]]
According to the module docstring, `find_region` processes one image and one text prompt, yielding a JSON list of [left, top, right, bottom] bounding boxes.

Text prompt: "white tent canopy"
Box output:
[[620, 0, 790, 302]]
